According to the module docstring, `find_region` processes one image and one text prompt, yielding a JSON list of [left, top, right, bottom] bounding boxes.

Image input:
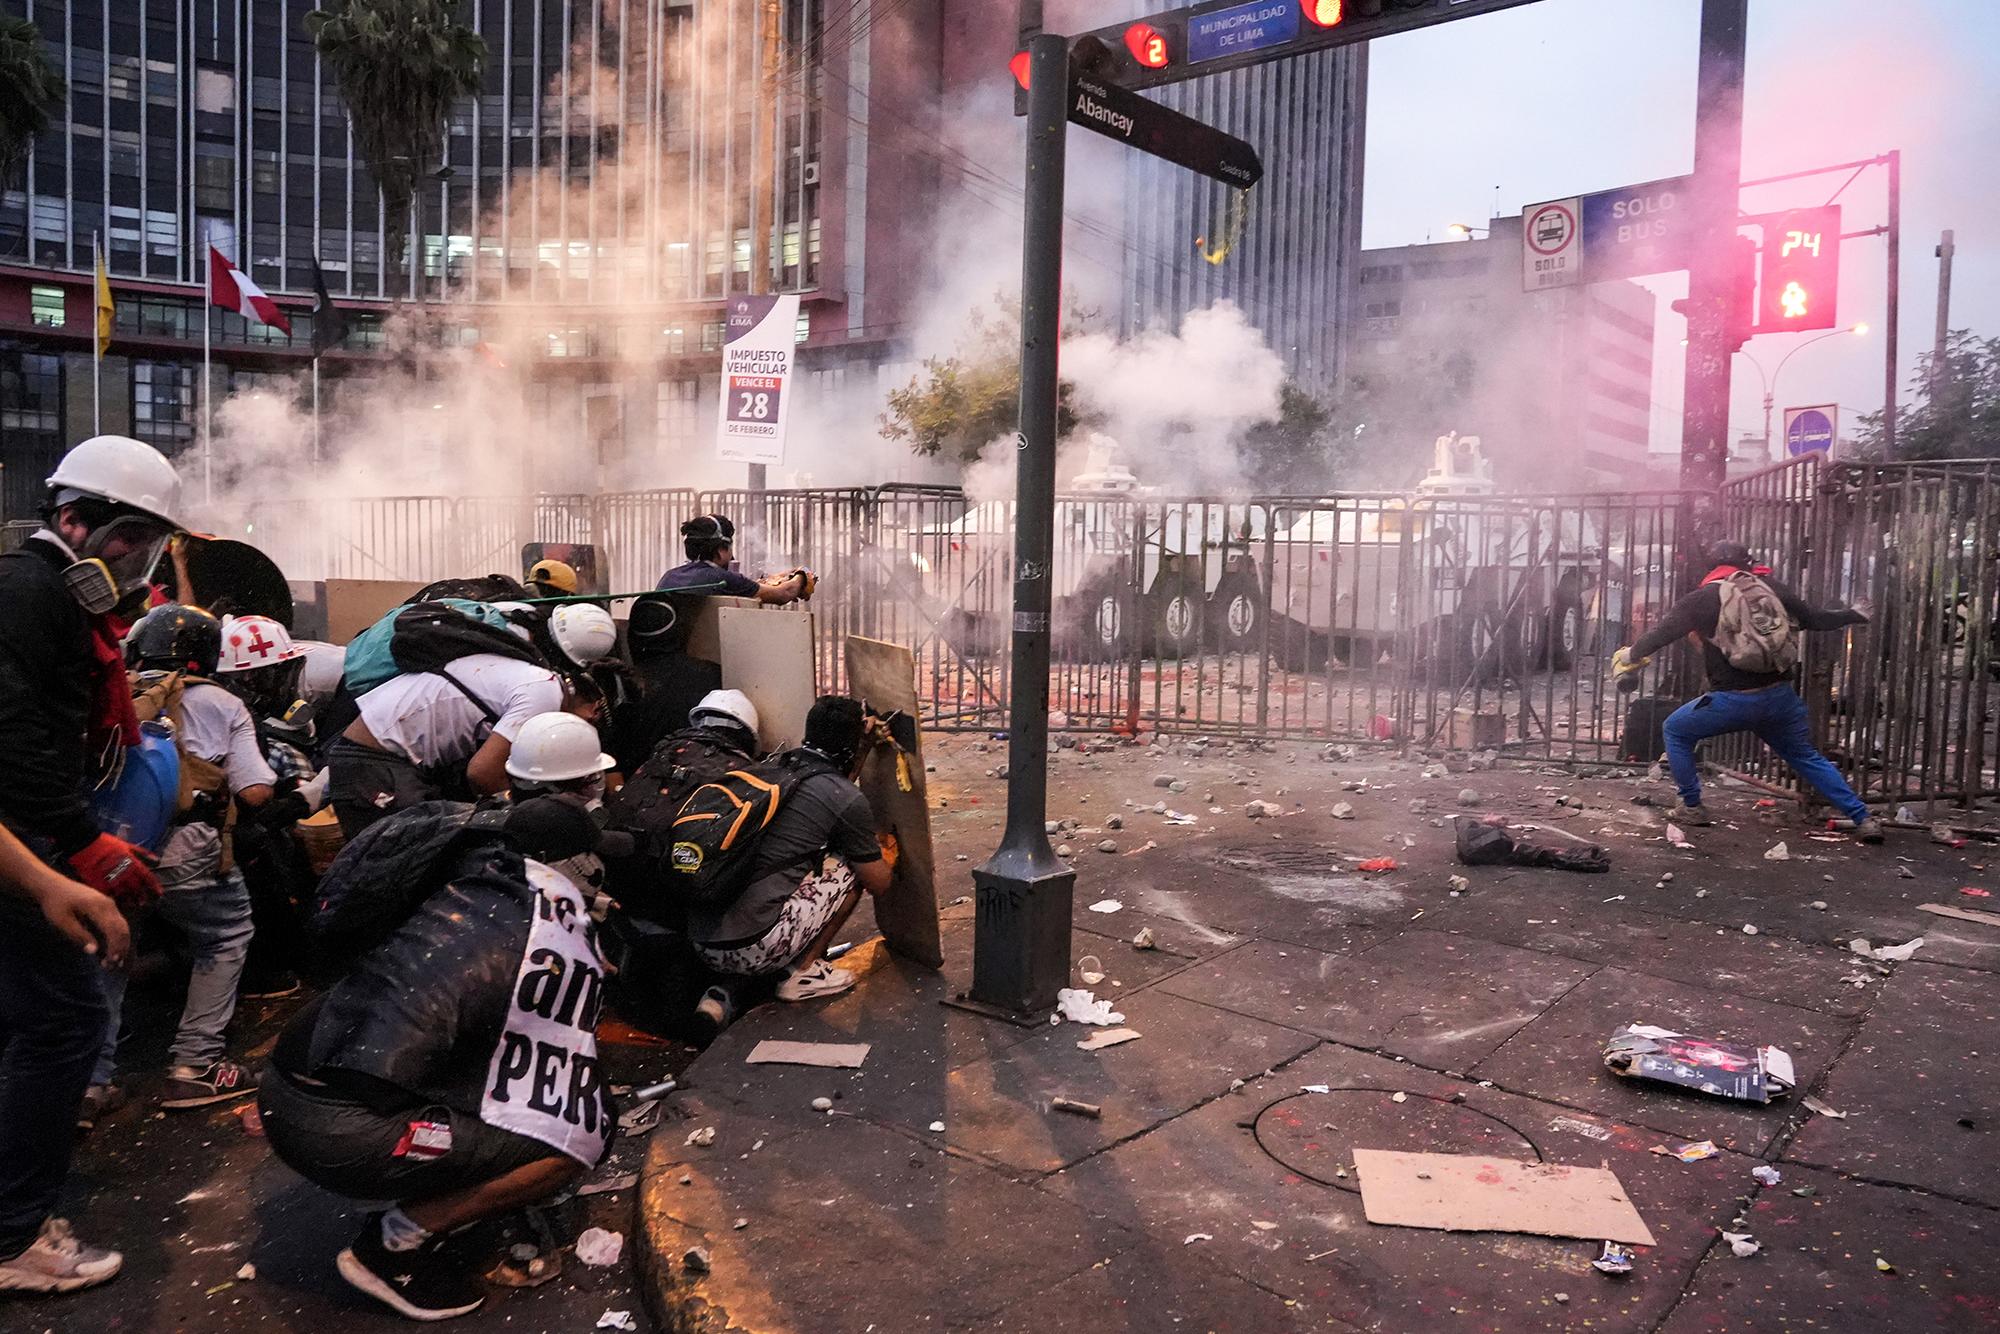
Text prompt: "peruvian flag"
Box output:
[[207, 246, 292, 335]]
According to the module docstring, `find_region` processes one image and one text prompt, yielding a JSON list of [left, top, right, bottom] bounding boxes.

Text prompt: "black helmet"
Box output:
[[680, 513, 736, 560], [127, 603, 222, 676], [1705, 541, 1757, 570]]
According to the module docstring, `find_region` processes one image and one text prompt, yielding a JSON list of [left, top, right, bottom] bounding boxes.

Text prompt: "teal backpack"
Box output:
[[342, 599, 546, 698]]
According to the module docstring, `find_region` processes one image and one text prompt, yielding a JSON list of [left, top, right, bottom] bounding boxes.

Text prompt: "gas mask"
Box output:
[[63, 517, 174, 617]]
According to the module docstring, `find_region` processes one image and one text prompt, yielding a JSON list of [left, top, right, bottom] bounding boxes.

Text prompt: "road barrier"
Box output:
[[215, 460, 2000, 807]]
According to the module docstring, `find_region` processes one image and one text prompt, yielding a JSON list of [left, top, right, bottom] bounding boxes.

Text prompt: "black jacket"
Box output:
[[0, 536, 100, 855], [1632, 574, 1864, 692]]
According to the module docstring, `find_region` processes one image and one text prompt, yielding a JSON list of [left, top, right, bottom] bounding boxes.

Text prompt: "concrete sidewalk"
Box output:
[[634, 739, 2000, 1333]]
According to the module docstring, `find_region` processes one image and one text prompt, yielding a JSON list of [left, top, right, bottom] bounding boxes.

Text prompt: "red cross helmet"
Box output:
[[216, 614, 307, 674]]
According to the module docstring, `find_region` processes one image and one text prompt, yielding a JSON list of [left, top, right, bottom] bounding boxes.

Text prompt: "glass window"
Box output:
[[657, 377, 700, 446], [0, 351, 63, 433], [29, 286, 65, 328], [130, 360, 195, 448], [700, 321, 723, 352], [794, 309, 810, 345]]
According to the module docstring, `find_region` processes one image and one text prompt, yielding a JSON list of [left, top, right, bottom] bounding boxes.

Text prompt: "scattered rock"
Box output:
[[1742, 924, 1759, 936], [1456, 788, 1482, 806], [1245, 801, 1282, 819], [1763, 842, 1791, 861], [682, 1246, 712, 1274], [1097, 839, 1119, 853], [1169, 780, 1188, 793], [1896, 865, 1916, 879], [1810, 900, 1827, 911], [1330, 802, 1356, 820], [1132, 927, 1158, 950], [1056, 844, 1074, 858], [732, 1218, 748, 1231], [684, 1126, 716, 1147], [811, 1097, 833, 1112], [1153, 775, 1177, 788], [1106, 815, 1124, 830]]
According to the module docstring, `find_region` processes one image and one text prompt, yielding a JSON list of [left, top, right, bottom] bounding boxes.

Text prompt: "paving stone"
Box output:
[[1469, 968, 1853, 1156], [967, 1242, 1362, 1331], [1160, 932, 1596, 1070], [640, 1109, 1136, 1334], [1043, 1046, 1757, 1333], [940, 990, 1320, 1174], [1431, 883, 1877, 1017], [1657, 1161, 2000, 1333], [1784, 960, 2000, 1205]]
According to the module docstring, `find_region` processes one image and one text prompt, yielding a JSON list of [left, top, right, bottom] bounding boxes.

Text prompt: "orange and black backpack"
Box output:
[[665, 749, 833, 909]]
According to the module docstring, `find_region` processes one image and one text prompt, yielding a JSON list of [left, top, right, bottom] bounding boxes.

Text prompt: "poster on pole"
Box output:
[[714, 293, 800, 466]]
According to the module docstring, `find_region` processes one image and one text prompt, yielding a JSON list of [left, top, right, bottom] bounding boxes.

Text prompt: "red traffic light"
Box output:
[[1124, 22, 1171, 69], [1303, 0, 1346, 27], [1756, 206, 1841, 332], [1009, 49, 1030, 90]]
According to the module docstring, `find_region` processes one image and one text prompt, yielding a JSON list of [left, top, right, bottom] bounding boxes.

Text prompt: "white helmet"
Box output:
[[216, 614, 306, 673], [690, 688, 759, 736], [490, 601, 537, 643], [505, 712, 616, 784], [550, 603, 616, 668], [47, 434, 183, 529]]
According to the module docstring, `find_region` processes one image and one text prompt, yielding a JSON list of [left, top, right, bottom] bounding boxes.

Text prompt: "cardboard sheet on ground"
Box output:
[[718, 605, 815, 753], [746, 1040, 871, 1068], [1353, 1148, 1656, 1246], [1917, 902, 2000, 929], [845, 636, 944, 969]]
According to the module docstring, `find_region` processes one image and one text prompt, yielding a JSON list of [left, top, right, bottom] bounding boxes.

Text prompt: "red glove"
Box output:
[[67, 833, 161, 910]]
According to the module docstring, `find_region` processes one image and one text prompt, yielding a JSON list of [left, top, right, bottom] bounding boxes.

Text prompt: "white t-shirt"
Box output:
[[159, 680, 279, 882], [355, 654, 564, 768]]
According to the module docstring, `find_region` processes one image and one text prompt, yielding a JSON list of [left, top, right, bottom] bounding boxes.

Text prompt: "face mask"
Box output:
[[67, 519, 171, 617]]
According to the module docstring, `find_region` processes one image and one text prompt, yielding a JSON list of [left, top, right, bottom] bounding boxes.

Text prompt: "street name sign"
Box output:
[[1784, 404, 1837, 457], [1188, 0, 1300, 64], [1067, 73, 1264, 188]]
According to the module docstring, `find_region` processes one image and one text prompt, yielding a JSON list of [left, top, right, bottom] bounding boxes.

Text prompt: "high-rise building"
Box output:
[[1120, 45, 1367, 393]]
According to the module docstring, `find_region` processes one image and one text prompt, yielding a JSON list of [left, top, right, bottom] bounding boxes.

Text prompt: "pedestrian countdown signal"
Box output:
[[1756, 206, 1841, 333]]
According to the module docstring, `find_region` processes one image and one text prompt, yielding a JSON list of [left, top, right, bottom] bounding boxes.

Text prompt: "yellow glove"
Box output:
[[793, 567, 817, 600], [1610, 646, 1650, 679]]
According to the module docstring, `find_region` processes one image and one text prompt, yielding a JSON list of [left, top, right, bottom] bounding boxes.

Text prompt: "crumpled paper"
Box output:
[[575, 1227, 625, 1268], [1056, 988, 1126, 1026]]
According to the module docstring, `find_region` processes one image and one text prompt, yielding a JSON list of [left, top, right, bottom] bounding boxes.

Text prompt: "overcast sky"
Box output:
[[1364, 0, 2000, 454]]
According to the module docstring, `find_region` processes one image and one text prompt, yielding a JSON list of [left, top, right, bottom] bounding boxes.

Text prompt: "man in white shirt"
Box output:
[[328, 654, 568, 838], [93, 606, 276, 1116]]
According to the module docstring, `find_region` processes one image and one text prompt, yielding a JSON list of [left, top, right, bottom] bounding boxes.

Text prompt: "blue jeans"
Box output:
[[96, 868, 255, 1083], [1662, 684, 1869, 823], [0, 897, 109, 1255]]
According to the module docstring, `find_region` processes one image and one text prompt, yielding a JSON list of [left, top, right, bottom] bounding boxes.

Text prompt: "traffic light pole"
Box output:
[[965, 32, 1075, 1021], [1676, 0, 1747, 562]]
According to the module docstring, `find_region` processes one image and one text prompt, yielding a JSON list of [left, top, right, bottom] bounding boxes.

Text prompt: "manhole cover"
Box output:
[[1253, 1088, 1541, 1193], [1205, 844, 1341, 874]]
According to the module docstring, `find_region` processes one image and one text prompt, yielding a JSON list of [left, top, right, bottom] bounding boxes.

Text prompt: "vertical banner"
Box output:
[[714, 293, 800, 466]]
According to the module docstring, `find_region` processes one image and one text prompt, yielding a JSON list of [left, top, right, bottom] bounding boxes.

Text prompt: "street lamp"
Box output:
[[1736, 322, 1868, 457], [1445, 221, 1489, 240]]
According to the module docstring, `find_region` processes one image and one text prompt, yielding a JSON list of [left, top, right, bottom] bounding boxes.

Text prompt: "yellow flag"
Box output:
[[94, 241, 114, 357]]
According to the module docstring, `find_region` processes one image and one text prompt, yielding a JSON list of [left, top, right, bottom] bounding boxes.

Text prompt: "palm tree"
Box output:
[[0, 16, 66, 188], [305, 0, 485, 297]]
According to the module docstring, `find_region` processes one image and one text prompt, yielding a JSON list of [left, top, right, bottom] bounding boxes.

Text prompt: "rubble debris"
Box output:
[[598, 1311, 640, 1332], [574, 1228, 624, 1268], [1592, 1242, 1635, 1275], [1722, 1231, 1761, 1258], [1663, 1140, 1719, 1163], [1077, 1027, 1142, 1052], [1183, 1233, 1214, 1245], [1097, 839, 1119, 853], [1897, 865, 1917, 878], [1056, 844, 1074, 858], [1330, 802, 1356, 820], [1850, 935, 1925, 962], [746, 1040, 871, 1069], [1963, 887, 1993, 898], [1352, 1149, 1655, 1245], [683, 1246, 712, 1274], [1245, 800, 1283, 819], [732, 1218, 748, 1231], [1742, 924, 1759, 936], [1087, 898, 1123, 913], [1390, 1091, 1409, 1104], [1811, 900, 1828, 910], [618, 1101, 664, 1135], [1604, 1025, 1793, 1103], [1056, 988, 1126, 1025], [1751, 1165, 1782, 1186], [1933, 824, 1968, 848], [811, 1097, 834, 1113], [1153, 775, 1176, 788], [1051, 1096, 1102, 1119], [1803, 1097, 1847, 1119], [1447, 875, 1470, 894], [1131, 927, 1158, 950], [928, 1121, 946, 1133], [235, 1263, 256, 1281], [579, 1172, 639, 1197], [684, 1126, 717, 1147], [1357, 857, 1398, 873], [1876, 1257, 1897, 1274], [1106, 815, 1123, 830], [1763, 842, 1791, 861], [1456, 789, 1482, 806]]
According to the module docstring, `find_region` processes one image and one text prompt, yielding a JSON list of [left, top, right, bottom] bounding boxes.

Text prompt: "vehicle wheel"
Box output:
[[1212, 573, 1266, 655], [1540, 589, 1583, 671], [1071, 582, 1133, 662], [1460, 608, 1522, 683], [1150, 579, 1205, 659]]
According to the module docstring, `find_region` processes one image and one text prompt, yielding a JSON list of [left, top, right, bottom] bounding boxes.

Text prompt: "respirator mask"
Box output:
[[63, 516, 175, 617]]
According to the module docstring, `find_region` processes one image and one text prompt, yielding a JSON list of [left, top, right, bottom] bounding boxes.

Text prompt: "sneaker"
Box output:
[[76, 1083, 127, 1131], [241, 973, 302, 1000], [336, 1213, 484, 1322], [777, 959, 856, 1002], [693, 985, 736, 1035], [1850, 817, 1886, 845], [1666, 801, 1714, 827], [0, 1217, 123, 1293], [159, 1059, 259, 1110]]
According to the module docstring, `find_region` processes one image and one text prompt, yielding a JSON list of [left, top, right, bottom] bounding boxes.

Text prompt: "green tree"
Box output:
[[305, 0, 485, 291], [0, 16, 65, 189], [879, 296, 1089, 463], [1241, 382, 1335, 492], [1854, 329, 2000, 461]]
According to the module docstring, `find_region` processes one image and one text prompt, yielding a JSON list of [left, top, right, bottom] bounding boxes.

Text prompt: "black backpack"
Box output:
[[344, 599, 549, 720], [309, 800, 511, 970], [666, 750, 835, 910], [608, 728, 752, 849]]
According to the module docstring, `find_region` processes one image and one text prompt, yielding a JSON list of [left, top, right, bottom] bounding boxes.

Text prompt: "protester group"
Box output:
[[0, 436, 886, 1320]]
